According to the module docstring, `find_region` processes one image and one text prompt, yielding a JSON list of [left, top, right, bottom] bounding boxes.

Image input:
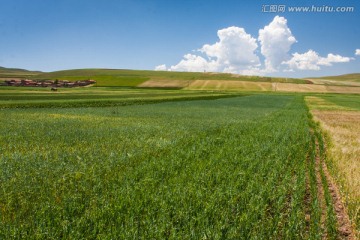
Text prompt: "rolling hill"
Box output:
[[1, 66, 359, 92], [311, 73, 360, 83], [30, 68, 307, 87], [0, 66, 42, 78]]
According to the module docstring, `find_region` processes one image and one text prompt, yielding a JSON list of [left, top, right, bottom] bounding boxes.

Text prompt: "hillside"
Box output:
[[1, 67, 359, 91], [312, 73, 360, 83], [0, 66, 42, 78], [33, 68, 307, 87]]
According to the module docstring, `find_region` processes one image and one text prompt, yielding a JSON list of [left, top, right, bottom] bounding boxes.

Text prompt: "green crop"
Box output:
[[0, 88, 238, 109], [0, 94, 338, 239], [9, 68, 307, 86]]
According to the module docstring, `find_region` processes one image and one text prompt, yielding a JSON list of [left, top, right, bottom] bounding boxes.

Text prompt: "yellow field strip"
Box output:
[[139, 79, 360, 93], [138, 80, 191, 88], [306, 96, 360, 237]]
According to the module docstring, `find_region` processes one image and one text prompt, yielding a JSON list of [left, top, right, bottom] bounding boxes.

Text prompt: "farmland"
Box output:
[[1, 67, 360, 93], [0, 68, 359, 238], [311, 73, 360, 83], [31, 68, 307, 85], [0, 87, 236, 109], [306, 94, 360, 236], [1, 89, 354, 239], [0, 68, 308, 87], [1, 0, 359, 237]]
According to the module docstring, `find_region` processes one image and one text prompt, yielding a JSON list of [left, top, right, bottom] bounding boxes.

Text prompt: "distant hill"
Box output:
[[1, 67, 360, 92], [312, 73, 360, 83], [33, 68, 306, 87], [9, 67, 360, 88], [0, 66, 42, 78]]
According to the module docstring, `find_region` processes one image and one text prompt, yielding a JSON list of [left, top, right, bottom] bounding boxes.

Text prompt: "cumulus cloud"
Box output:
[[319, 53, 352, 65], [169, 26, 260, 74], [356, 49, 360, 56], [157, 16, 352, 75], [240, 68, 266, 76], [169, 54, 218, 72], [200, 26, 260, 70], [155, 64, 167, 71], [258, 16, 296, 72], [283, 50, 352, 71]]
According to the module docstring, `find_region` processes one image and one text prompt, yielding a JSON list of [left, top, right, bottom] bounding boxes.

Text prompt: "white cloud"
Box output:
[[160, 16, 352, 75], [355, 49, 360, 56], [169, 54, 218, 72], [169, 26, 259, 73], [200, 26, 260, 70], [283, 50, 353, 71], [240, 68, 266, 76], [318, 53, 352, 65], [155, 64, 167, 71], [258, 16, 296, 72], [282, 50, 322, 70]]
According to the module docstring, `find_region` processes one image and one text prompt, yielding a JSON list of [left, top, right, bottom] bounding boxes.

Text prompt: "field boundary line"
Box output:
[[314, 134, 328, 239], [304, 151, 312, 237], [310, 120, 355, 239], [321, 143, 355, 239]]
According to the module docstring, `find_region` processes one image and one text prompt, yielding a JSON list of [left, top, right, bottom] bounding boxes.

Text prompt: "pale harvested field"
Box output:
[[307, 96, 360, 234], [324, 85, 360, 94], [187, 80, 272, 91], [139, 79, 360, 93], [312, 110, 360, 232], [307, 78, 360, 87], [276, 83, 328, 92], [189, 81, 360, 93], [276, 83, 360, 94], [138, 79, 191, 88]]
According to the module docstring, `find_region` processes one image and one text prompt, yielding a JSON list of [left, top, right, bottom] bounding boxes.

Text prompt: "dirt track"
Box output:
[[311, 129, 355, 239]]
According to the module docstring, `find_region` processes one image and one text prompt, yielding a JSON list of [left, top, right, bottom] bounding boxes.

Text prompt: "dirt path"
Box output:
[[322, 157, 354, 239], [304, 153, 312, 235], [312, 131, 355, 239], [314, 139, 328, 239]]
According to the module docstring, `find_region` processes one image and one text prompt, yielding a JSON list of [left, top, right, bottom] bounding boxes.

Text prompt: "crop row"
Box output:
[[0, 94, 337, 238], [0, 89, 238, 109]]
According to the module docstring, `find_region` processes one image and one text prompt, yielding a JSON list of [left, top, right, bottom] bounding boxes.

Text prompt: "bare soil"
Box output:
[[313, 133, 355, 239]]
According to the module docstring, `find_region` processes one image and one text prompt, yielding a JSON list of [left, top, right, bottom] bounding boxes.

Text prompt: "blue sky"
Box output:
[[0, 0, 359, 77]]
